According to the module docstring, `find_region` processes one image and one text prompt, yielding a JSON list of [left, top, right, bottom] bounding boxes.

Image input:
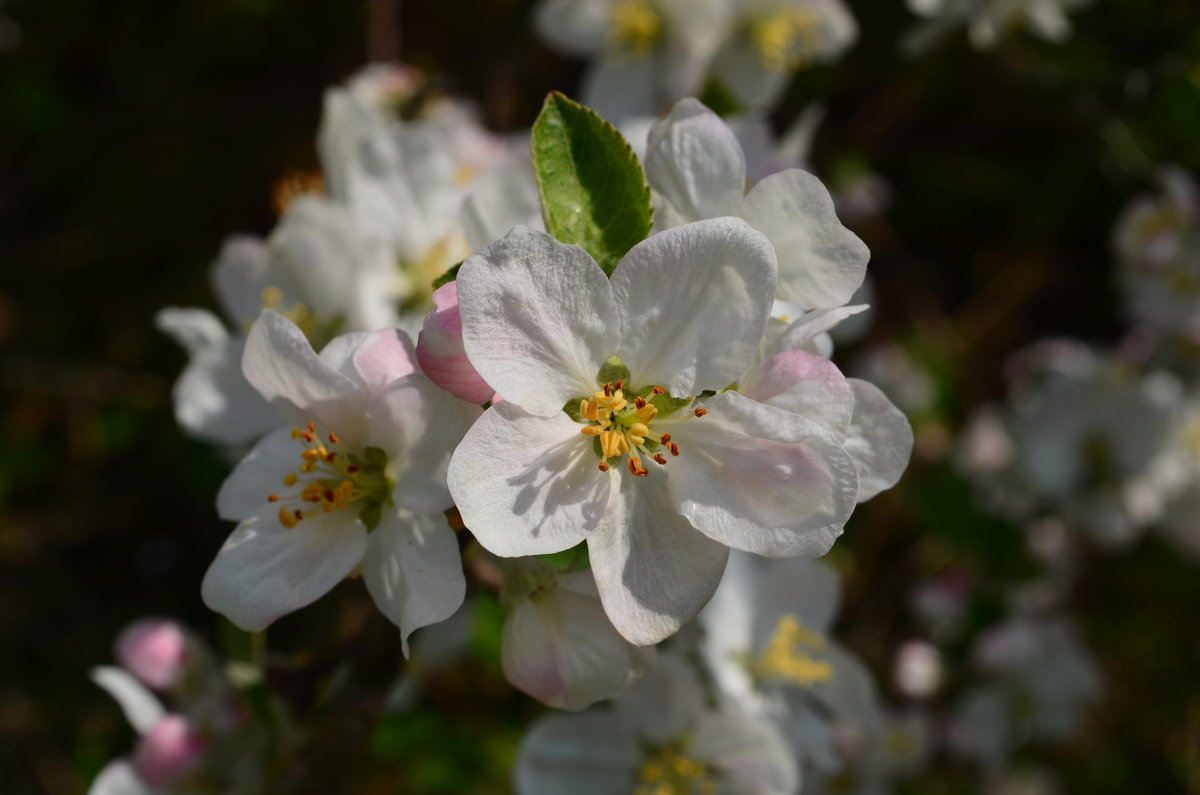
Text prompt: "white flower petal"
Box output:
[[318, 329, 417, 396], [741, 350, 855, 437], [362, 510, 465, 656], [666, 391, 859, 557], [691, 710, 801, 795], [502, 569, 655, 711], [210, 236, 270, 328], [90, 667, 165, 735], [533, 0, 613, 58], [743, 169, 869, 309], [201, 509, 367, 631], [580, 56, 659, 126], [777, 304, 870, 351], [369, 374, 482, 515], [615, 650, 706, 743], [645, 98, 746, 225], [155, 308, 228, 356], [457, 226, 619, 415], [758, 556, 843, 637], [710, 39, 792, 111], [514, 711, 639, 795], [215, 426, 298, 521], [843, 378, 914, 502], [613, 218, 777, 395], [87, 759, 160, 795], [460, 151, 543, 253], [448, 401, 612, 556], [242, 310, 366, 442], [588, 471, 729, 646]]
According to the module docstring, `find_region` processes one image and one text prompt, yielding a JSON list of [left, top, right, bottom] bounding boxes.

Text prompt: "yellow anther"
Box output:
[[636, 403, 657, 423], [635, 748, 712, 795], [629, 422, 650, 445], [278, 507, 299, 529], [283, 473, 298, 487], [581, 425, 603, 437], [609, 0, 660, 56], [301, 483, 325, 503], [754, 614, 834, 686], [262, 286, 285, 309], [751, 8, 820, 72]]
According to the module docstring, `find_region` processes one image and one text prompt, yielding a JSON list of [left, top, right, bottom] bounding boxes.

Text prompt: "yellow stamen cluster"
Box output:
[[753, 614, 834, 686], [750, 8, 820, 72], [609, 0, 661, 57], [266, 422, 374, 529], [260, 286, 317, 339], [636, 748, 715, 795], [579, 382, 690, 476], [271, 170, 324, 215]]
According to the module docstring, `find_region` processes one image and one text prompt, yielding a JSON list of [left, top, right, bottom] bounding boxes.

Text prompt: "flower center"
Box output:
[[636, 747, 715, 795], [609, 0, 661, 57], [576, 380, 706, 477], [265, 422, 392, 530], [752, 614, 834, 686], [750, 8, 820, 71]]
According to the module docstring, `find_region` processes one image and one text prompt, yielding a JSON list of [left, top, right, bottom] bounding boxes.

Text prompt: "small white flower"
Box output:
[[905, 0, 1091, 52], [201, 312, 480, 651], [449, 221, 859, 645]]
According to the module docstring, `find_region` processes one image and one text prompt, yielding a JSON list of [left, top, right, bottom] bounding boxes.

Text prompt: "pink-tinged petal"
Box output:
[[843, 378, 913, 502], [201, 508, 367, 632], [367, 373, 482, 515], [613, 218, 777, 396], [645, 98, 746, 225], [115, 620, 189, 691], [132, 715, 206, 790], [743, 169, 869, 310], [665, 392, 859, 557], [242, 310, 366, 443], [449, 401, 612, 556], [741, 350, 855, 436], [457, 227, 619, 415], [588, 472, 729, 646], [362, 510, 465, 656], [416, 282, 496, 405], [319, 329, 418, 396], [502, 570, 655, 711]]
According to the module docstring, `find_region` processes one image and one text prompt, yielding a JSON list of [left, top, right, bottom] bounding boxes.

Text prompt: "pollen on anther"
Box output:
[[306, 422, 316, 433], [659, 433, 672, 444], [283, 473, 298, 486], [668, 442, 681, 457], [278, 507, 298, 528], [347, 464, 361, 474], [694, 407, 709, 417], [634, 396, 647, 409], [651, 385, 665, 394], [267, 494, 280, 502], [598, 461, 610, 472], [653, 453, 668, 465], [328, 431, 339, 444]]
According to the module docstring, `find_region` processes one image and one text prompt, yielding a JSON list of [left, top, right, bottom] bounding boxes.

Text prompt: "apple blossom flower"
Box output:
[[500, 561, 655, 710], [115, 619, 192, 691], [708, 0, 858, 111], [157, 197, 400, 448], [448, 220, 860, 646], [201, 311, 480, 650], [515, 652, 799, 795], [698, 553, 880, 779], [533, 0, 734, 122], [131, 715, 207, 790], [416, 282, 498, 405], [645, 98, 869, 311], [905, 0, 1091, 52]]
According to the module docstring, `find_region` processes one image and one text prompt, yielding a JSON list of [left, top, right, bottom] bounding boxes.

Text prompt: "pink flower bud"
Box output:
[[417, 282, 497, 405], [132, 715, 206, 789], [115, 619, 189, 690]]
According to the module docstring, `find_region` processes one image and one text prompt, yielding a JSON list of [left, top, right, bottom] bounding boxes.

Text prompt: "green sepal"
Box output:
[[641, 387, 692, 419], [697, 75, 743, 117], [359, 502, 383, 533], [363, 446, 389, 471], [597, 355, 632, 387], [431, 260, 463, 290], [531, 92, 654, 276], [563, 398, 585, 423]]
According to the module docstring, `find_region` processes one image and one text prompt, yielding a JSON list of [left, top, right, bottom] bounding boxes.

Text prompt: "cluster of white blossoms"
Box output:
[[145, 48, 927, 789], [534, 0, 857, 119], [903, 0, 1093, 52]]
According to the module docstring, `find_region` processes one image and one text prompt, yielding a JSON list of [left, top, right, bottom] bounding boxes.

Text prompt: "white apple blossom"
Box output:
[[699, 553, 880, 780], [708, 0, 857, 111], [515, 652, 799, 795], [201, 311, 480, 650], [1112, 168, 1200, 342], [157, 197, 399, 448], [645, 98, 869, 311], [534, 0, 734, 122], [905, 0, 1091, 52], [500, 561, 655, 711], [448, 220, 861, 646]]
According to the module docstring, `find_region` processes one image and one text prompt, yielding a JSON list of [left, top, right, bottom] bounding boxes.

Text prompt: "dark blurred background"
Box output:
[[2, 0, 1199, 792]]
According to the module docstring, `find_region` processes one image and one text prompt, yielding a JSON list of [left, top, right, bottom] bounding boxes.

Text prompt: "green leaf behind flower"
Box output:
[[531, 92, 653, 276]]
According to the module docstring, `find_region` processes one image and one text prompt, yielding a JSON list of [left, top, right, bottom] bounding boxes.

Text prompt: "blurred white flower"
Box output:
[[905, 0, 1092, 52], [893, 640, 943, 699]]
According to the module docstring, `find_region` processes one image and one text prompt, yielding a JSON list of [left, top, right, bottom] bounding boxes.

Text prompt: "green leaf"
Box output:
[[531, 92, 653, 276], [431, 260, 463, 290]]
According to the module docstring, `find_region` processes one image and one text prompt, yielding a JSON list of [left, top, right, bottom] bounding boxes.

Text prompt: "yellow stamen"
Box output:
[[750, 8, 820, 72], [283, 473, 298, 487], [278, 507, 298, 529], [609, 0, 660, 57], [753, 614, 834, 686]]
